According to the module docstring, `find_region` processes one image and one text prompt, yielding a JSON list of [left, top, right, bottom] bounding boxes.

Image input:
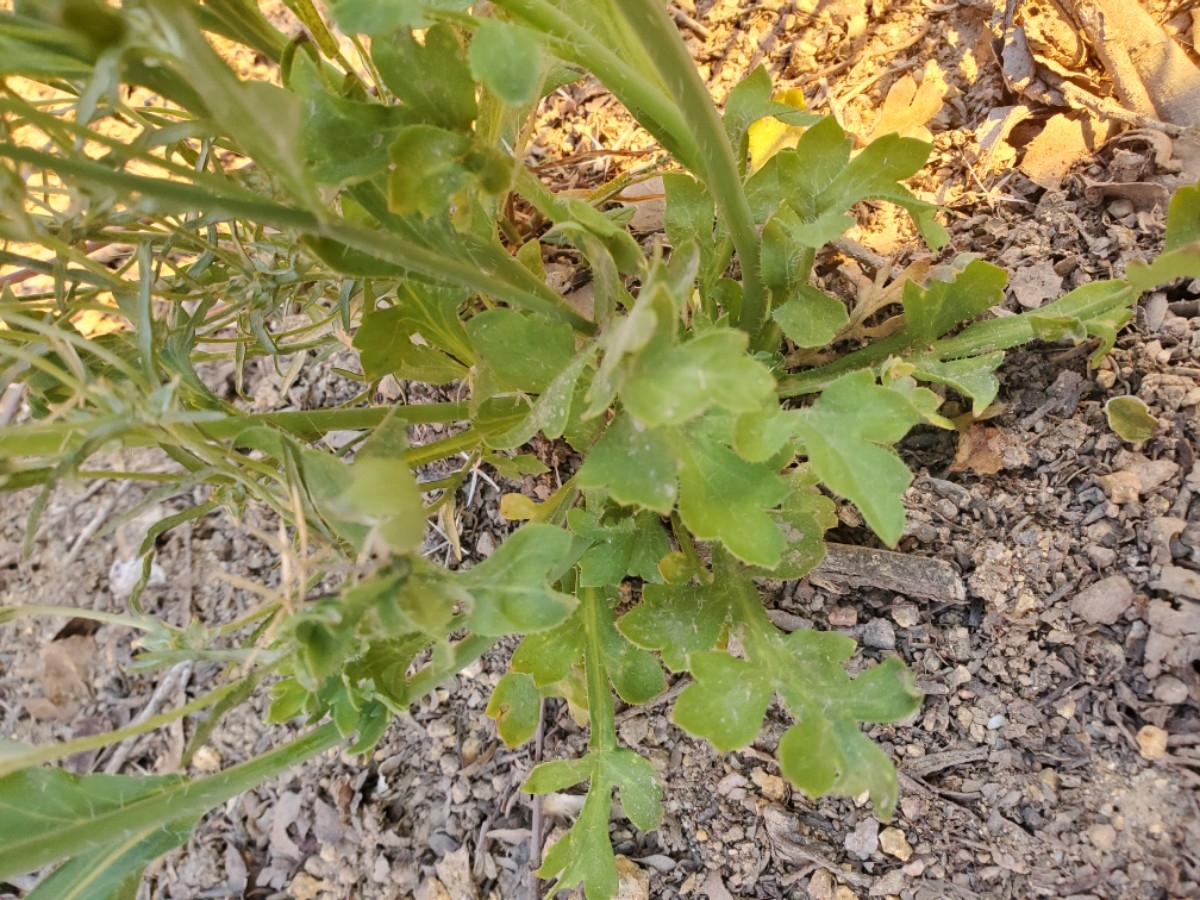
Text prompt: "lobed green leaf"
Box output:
[[794, 370, 929, 545], [901, 259, 1006, 344], [467, 307, 577, 395], [576, 414, 681, 514], [623, 329, 776, 428], [678, 436, 788, 569], [672, 650, 775, 752], [460, 524, 577, 635], [603, 749, 663, 832]]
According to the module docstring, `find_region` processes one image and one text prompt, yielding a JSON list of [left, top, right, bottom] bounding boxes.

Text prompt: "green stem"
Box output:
[[492, 0, 700, 172], [0, 403, 468, 459], [777, 280, 1136, 398], [609, 1, 765, 345], [0, 606, 162, 632], [775, 333, 909, 399], [669, 511, 711, 584], [0, 674, 265, 778], [581, 588, 617, 752], [0, 144, 592, 330]]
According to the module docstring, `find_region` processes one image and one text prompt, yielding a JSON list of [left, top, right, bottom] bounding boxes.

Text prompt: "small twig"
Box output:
[[0, 383, 26, 426], [669, 5, 710, 40], [615, 675, 692, 722], [100, 661, 193, 775], [62, 481, 131, 570], [836, 56, 920, 105], [527, 697, 546, 900], [762, 805, 873, 889], [1058, 80, 1186, 136], [902, 745, 989, 778]]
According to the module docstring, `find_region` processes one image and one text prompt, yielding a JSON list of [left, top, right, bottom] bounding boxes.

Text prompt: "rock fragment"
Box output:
[[1136, 725, 1168, 761], [1069, 575, 1134, 624], [1154, 565, 1200, 601], [844, 818, 879, 860], [879, 826, 914, 861]]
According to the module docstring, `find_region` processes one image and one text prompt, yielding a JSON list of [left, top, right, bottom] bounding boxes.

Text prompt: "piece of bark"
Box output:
[[814, 543, 966, 603], [761, 805, 874, 889], [1066, 0, 1200, 126], [903, 746, 990, 778]]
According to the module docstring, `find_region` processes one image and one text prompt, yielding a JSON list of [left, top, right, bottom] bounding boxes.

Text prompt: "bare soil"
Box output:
[[2, 1, 1200, 898]]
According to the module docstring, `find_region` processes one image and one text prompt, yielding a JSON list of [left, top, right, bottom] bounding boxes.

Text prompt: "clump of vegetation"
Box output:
[[1, 1, 1197, 896]]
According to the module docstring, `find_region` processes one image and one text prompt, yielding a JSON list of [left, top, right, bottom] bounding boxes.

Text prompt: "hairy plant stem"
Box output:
[[494, 0, 765, 344], [406, 633, 499, 699], [607, 1, 766, 347], [776, 280, 1136, 398]]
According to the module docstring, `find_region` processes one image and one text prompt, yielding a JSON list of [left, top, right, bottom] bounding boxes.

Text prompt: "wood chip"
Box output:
[[902, 746, 989, 778], [816, 543, 965, 602], [762, 805, 873, 889]]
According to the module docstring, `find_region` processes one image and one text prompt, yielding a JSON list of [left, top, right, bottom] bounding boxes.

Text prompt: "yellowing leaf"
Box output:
[[1105, 396, 1158, 443], [486, 672, 541, 747], [865, 62, 947, 145], [748, 88, 808, 174]]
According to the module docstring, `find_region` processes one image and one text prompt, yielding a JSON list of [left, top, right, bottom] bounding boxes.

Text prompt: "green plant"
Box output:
[[1, 1, 1197, 897]]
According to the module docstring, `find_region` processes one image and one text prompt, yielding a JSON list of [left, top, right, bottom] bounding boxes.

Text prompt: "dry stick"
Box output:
[[0, 383, 25, 426], [1057, 81, 1186, 136], [836, 56, 920, 106], [762, 805, 873, 889], [62, 480, 132, 570], [668, 4, 710, 40], [527, 697, 546, 900], [809, 20, 932, 92], [101, 660, 194, 775]]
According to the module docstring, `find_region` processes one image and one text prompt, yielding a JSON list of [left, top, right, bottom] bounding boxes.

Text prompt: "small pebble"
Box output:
[[1087, 823, 1117, 851], [860, 618, 897, 650], [892, 603, 921, 628], [806, 869, 834, 900], [1069, 575, 1134, 625], [1108, 198, 1134, 217], [987, 714, 1005, 730], [844, 817, 879, 860], [1136, 725, 1169, 761], [829, 606, 857, 628], [750, 767, 787, 802], [1153, 675, 1189, 705], [475, 531, 496, 558], [1154, 565, 1200, 601], [1097, 471, 1141, 504], [879, 826, 914, 861]]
